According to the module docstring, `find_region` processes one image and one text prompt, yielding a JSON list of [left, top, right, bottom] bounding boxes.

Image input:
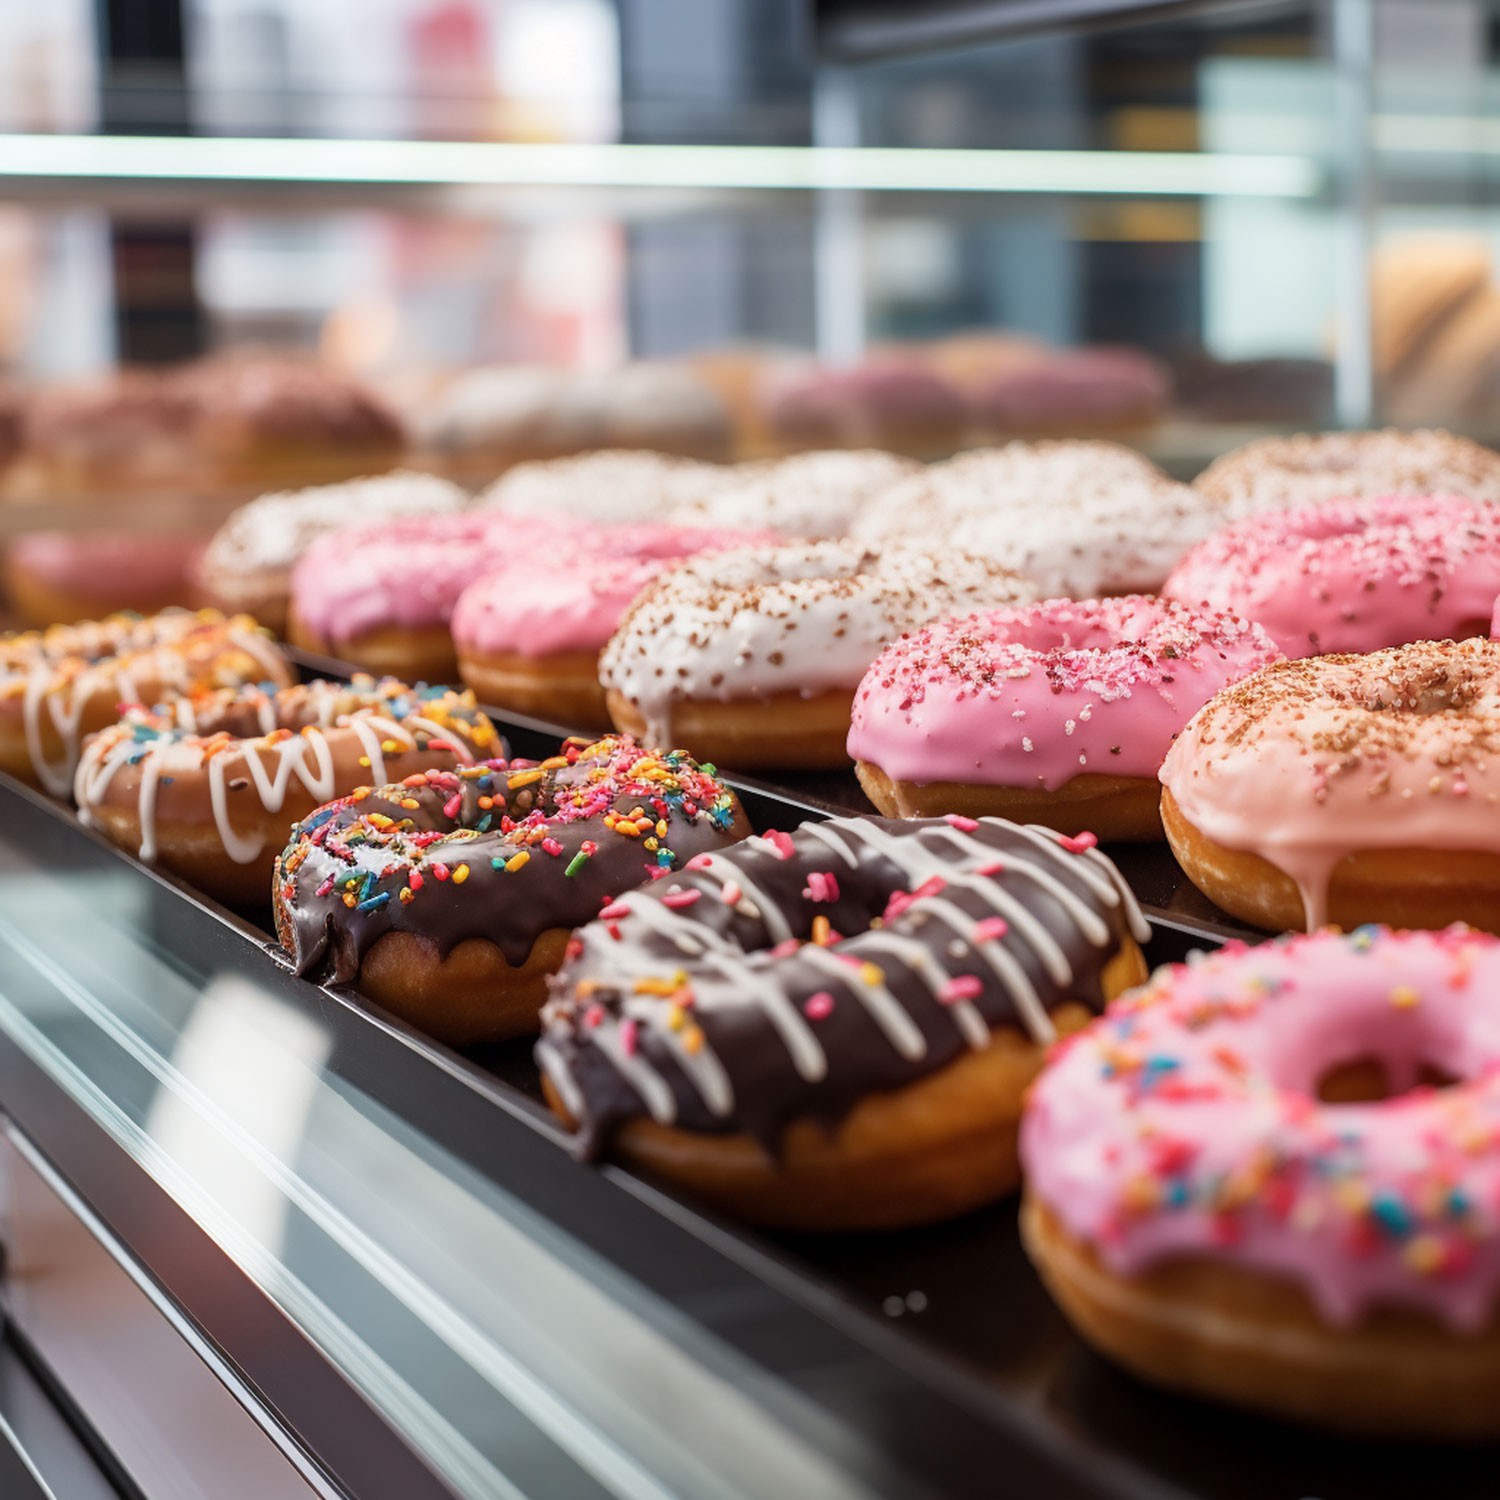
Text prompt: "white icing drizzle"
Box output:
[[542, 815, 1145, 1129]]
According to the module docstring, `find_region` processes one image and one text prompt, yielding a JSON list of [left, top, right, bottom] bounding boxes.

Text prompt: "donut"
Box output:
[[193, 471, 469, 635], [1, 609, 291, 794], [599, 540, 1038, 769], [8, 369, 204, 498], [1193, 428, 1500, 518], [415, 364, 579, 469], [75, 677, 499, 906], [1163, 493, 1500, 658], [536, 813, 1150, 1230], [451, 523, 776, 727], [855, 441, 1219, 598], [1169, 352, 1333, 424], [850, 597, 1282, 838], [1159, 637, 1500, 933], [287, 513, 523, 683], [762, 357, 970, 458], [585, 363, 733, 461], [273, 736, 748, 1045], [183, 349, 406, 490], [679, 449, 918, 538], [4, 530, 208, 629], [1021, 924, 1500, 1437], [969, 345, 1170, 436], [474, 448, 732, 526]]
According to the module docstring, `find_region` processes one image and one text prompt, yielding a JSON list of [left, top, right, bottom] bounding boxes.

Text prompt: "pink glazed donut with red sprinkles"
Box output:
[[1021, 924, 1500, 1437], [849, 595, 1281, 840], [1163, 493, 1500, 658], [452, 522, 777, 727]]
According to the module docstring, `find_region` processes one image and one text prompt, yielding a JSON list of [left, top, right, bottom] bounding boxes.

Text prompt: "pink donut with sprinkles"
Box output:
[[1021, 924, 1500, 1437], [452, 522, 776, 726], [1164, 493, 1500, 658], [848, 595, 1281, 840]]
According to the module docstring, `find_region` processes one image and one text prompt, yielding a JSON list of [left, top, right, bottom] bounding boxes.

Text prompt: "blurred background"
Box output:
[[4, 0, 1500, 564]]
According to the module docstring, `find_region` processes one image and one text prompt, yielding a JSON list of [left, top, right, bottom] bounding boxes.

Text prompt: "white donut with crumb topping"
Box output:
[[599, 538, 1038, 769]]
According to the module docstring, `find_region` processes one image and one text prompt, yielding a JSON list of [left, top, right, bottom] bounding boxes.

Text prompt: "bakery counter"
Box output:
[[2, 666, 1499, 1500]]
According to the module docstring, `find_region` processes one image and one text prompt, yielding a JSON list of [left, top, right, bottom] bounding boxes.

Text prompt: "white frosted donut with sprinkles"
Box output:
[[1023, 924, 1500, 1436], [599, 539, 1038, 769], [850, 595, 1281, 838]]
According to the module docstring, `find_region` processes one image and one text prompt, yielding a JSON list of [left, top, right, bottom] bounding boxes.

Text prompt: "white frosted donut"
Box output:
[[193, 470, 469, 630], [855, 440, 1218, 597], [599, 538, 1038, 748], [682, 449, 919, 538], [1194, 428, 1500, 518], [475, 449, 731, 525]]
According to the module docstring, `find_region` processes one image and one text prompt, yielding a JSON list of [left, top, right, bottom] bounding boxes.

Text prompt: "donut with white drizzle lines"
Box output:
[[0, 608, 292, 794], [537, 813, 1150, 1230], [76, 676, 500, 906]]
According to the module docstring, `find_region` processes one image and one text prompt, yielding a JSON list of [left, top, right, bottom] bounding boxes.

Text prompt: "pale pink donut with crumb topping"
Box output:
[[1164, 493, 1500, 659], [849, 595, 1282, 839]]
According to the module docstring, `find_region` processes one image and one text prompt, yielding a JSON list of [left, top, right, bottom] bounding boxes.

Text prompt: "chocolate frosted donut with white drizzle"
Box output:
[[275, 736, 748, 1045], [77, 677, 499, 906], [0, 608, 291, 794], [538, 813, 1150, 1230]]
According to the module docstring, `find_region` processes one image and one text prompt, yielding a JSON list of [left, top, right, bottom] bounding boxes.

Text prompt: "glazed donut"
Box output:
[[4, 530, 208, 629], [1159, 637, 1500, 933], [474, 449, 732, 526], [537, 813, 1150, 1230], [193, 471, 469, 635], [451, 523, 775, 727], [287, 513, 523, 683], [1022, 924, 1500, 1437], [0, 609, 291, 795], [274, 735, 748, 1045], [850, 597, 1282, 838], [599, 540, 1038, 769], [1163, 493, 1500, 658], [76, 677, 499, 906], [679, 449, 918, 538], [854, 440, 1218, 597], [1193, 428, 1500, 518]]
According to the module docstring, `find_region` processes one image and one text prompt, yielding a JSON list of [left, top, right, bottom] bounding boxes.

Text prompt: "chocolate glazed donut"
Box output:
[[537, 814, 1151, 1230], [275, 736, 749, 1046]]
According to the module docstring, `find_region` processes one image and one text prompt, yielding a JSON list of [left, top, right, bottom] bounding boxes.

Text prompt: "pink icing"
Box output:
[[1158, 638, 1500, 929], [10, 530, 208, 598], [1163, 493, 1500, 658], [450, 524, 776, 658], [290, 513, 536, 641], [847, 596, 1281, 789], [1022, 925, 1500, 1333]]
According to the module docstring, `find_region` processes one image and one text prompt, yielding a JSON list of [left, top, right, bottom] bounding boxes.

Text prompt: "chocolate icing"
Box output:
[[275, 735, 748, 983], [536, 815, 1150, 1157]]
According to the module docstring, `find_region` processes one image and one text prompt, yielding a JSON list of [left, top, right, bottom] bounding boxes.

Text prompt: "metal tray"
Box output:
[[2, 649, 1491, 1500]]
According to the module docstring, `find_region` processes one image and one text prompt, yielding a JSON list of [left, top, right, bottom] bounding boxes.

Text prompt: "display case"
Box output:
[[3, 2, 1500, 1495]]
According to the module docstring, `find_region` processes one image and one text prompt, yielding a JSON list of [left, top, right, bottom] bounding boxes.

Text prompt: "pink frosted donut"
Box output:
[[451, 523, 777, 724], [849, 595, 1282, 839], [1164, 493, 1500, 658], [1021, 925, 1500, 1436], [4, 529, 208, 627]]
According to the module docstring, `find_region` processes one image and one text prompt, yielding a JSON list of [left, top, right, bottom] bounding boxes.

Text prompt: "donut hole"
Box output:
[[1358, 664, 1478, 716], [1315, 1053, 1462, 1104]]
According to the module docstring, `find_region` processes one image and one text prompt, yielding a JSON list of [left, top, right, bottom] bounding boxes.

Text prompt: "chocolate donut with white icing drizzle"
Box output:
[[76, 676, 500, 907], [537, 813, 1150, 1230]]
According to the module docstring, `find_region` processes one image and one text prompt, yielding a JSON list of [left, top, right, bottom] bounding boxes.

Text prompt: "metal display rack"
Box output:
[[0, 649, 1492, 1499]]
